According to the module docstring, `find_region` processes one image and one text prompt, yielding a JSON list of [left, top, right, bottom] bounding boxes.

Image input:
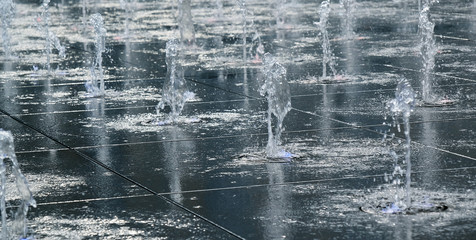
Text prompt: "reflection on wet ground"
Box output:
[[1, 0, 476, 239]]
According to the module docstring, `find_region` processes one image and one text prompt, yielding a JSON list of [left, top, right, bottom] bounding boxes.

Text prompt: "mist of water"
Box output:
[[0, 130, 36, 240]]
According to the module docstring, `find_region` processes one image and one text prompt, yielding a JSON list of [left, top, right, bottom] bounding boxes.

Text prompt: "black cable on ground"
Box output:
[[0, 108, 245, 240]]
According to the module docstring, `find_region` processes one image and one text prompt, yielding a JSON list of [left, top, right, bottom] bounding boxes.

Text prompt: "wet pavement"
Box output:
[[1, 0, 476, 239]]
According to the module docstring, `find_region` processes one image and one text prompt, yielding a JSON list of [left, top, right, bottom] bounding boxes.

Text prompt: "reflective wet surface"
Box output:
[[1, 0, 476, 239]]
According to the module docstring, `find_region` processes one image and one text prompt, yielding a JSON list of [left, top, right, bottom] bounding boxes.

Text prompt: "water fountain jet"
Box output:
[[361, 79, 448, 214], [339, 0, 355, 40], [236, 0, 248, 63], [215, 0, 224, 21], [260, 53, 293, 159], [156, 38, 196, 125], [235, 0, 263, 64], [120, 0, 136, 40], [85, 13, 107, 97], [1, 0, 14, 60], [387, 78, 415, 211], [178, 0, 195, 46], [418, 0, 455, 106], [0, 130, 36, 239], [275, 0, 287, 30], [316, 0, 346, 83], [36, 0, 66, 74]]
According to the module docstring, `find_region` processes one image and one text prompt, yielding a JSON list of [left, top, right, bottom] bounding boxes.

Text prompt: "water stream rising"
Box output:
[[120, 0, 136, 39], [419, 0, 438, 103], [157, 38, 195, 124], [316, 0, 337, 79], [385, 78, 415, 212], [0, 130, 36, 240], [260, 53, 292, 158], [340, 0, 355, 40], [0, 0, 14, 59], [36, 0, 66, 73], [178, 0, 195, 45], [86, 13, 107, 97], [236, 0, 263, 64]]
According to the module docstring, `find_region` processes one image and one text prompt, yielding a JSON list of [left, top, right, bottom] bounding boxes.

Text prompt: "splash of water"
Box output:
[[0, 130, 36, 239], [36, 0, 66, 73], [86, 13, 107, 97], [260, 53, 292, 158], [419, 0, 438, 103], [0, 0, 14, 59], [385, 78, 415, 212], [316, 0, 337, 79], [339, 0, 355, 40], [178, 0, 195, 46], [157, 39, 195, 124]]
